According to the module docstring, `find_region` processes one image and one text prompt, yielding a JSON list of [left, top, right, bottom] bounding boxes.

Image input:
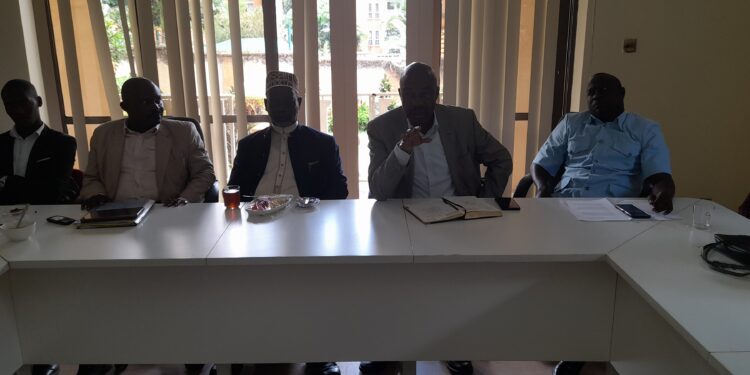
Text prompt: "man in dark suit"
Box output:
[[229, 71, 348, 201], [228, 71, 345, 375], [0, 78, 75, 375], [0, 79, 77, 206]]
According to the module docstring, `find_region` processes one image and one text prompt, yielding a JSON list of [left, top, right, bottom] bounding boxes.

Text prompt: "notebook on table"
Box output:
[[404, 196, 503, 224], [78, 199, 155, 229]]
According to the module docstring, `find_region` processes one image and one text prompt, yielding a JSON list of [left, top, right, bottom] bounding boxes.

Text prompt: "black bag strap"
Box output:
[[702, 242, 750, 277]]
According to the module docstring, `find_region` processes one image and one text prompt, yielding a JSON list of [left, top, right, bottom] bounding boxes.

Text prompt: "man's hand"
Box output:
[[398, 126, 432, 154], [81, 194, 110, 211], [164, 197, 188, 207], [646, 173, 675, 214], [739, 192, 750, 219]]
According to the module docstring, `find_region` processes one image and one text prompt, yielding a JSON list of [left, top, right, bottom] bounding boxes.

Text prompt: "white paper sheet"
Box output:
[[564, 198, 631, 221]]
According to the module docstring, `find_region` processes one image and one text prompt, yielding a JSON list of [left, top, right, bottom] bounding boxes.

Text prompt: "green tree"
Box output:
[[327, 103, 370, 133], [357, 102, 369, 132], [241, 6, 265, 38], [102, 3, 127, 64], [379, 75, 392, 93], [318, 0, 331, 53]]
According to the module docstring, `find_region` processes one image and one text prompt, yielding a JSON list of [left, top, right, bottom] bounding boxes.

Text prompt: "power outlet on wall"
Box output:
[[623, 38, 637, 53]]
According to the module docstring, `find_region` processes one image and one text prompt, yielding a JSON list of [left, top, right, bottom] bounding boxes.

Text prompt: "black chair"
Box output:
[[513, 174, 535, 198], [165, 116, 220, 203]]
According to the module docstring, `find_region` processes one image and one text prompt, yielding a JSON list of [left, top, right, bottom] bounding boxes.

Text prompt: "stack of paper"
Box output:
[[564, 198, 681, 222]]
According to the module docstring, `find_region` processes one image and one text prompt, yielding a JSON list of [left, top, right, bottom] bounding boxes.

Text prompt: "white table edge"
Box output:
[[5, 258, 209, 269], [605, 253, 713, 362], [205, 255, 415, 266]]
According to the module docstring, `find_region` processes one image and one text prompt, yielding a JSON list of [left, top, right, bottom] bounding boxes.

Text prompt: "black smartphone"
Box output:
[[47, 215, 76, 225], [495, 197, 521, 211], [615, 204, 651, 219]]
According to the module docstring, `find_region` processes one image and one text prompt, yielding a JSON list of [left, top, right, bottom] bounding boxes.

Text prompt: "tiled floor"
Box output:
[[54, 361, 610, 375]]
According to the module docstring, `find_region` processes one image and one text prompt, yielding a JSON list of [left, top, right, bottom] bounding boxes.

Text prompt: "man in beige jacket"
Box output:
[[81, 77, 214, 209]]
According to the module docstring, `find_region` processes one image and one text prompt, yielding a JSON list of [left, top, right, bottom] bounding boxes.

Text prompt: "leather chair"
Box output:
[[164, 116, 220, 203], [513, 174, 535, 198]]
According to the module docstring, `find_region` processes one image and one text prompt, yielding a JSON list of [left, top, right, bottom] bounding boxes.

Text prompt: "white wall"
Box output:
[[576, 0, 750, 209], [0, 0, 30, 133]]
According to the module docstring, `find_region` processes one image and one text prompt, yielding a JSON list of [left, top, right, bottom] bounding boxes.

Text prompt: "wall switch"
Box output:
[[623, 38, 637, 53]]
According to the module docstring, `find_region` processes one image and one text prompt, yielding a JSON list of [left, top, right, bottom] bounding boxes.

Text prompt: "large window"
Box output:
[[43, 0, 573, 198]]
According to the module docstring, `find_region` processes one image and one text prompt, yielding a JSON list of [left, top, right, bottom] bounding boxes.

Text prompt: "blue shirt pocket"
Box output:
[[608, 137, 640, 171], [567, 136, 591, 157]]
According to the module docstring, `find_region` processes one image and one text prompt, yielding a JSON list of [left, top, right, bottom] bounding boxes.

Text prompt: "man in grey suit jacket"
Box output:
[[81, 77, 214, 210], [368, 62, 512, 201], [365, 63, 512, 375]]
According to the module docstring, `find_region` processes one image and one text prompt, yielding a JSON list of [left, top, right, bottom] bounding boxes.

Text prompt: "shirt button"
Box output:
[[585, 187, 590, 190], [598, 140, 604, 144]]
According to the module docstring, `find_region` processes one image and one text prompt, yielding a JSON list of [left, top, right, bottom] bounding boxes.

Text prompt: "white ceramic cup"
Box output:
[[0, 220, 36, 241]]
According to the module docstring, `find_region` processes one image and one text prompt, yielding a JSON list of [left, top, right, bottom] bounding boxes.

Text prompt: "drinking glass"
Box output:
[[222, 185, 241, 209]]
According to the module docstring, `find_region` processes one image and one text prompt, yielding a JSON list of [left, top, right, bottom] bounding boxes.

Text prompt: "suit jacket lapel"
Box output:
[[155, 125, 172, 193], [436, 106, 460, 185], [395, 110, 416, 195], [24, 127, 50, 176]]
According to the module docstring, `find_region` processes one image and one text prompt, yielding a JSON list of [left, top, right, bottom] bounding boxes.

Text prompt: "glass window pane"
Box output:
[[355, 0, 405, 198]]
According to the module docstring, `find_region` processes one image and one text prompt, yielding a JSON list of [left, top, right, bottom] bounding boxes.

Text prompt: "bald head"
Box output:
[[400, 62, 438, 89], [2, 79, 43, 132], [120, 77, 163, 132], [1, 79, 38, 101], [399, 62, 439, 128]]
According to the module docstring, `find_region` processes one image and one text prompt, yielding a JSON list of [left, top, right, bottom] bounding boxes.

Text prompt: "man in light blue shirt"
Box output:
[[532, 73, 675, 214]]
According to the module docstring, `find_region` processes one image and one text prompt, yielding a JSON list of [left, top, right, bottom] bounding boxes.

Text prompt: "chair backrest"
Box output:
[[513, 174, 534, 198], [513, 167, 564, 198], [164, 116, 205, 143]]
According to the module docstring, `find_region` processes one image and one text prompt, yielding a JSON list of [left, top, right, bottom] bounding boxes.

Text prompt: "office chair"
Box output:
[[513, 174, 535, 198]]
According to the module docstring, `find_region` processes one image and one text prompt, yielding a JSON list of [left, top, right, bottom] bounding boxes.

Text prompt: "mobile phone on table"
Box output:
[[615, 204, 651, 219], [495, 197, 521, 211], [47, 215, 76, 225]]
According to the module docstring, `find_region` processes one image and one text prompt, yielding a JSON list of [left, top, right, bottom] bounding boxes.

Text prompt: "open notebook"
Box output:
[[404, 196, 502, 224], [78, 199, 155, 229]]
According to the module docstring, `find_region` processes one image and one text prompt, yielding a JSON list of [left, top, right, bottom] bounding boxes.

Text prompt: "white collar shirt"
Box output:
[[114, 122, 160, 201], [255, 122, 300, 196], [393, 114, 455, 198], [9, 123, 45, 177]]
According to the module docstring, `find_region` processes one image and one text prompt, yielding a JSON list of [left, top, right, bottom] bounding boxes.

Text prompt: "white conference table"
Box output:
[[0, 198, 748, 375], [606, 202, 750, 375]]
